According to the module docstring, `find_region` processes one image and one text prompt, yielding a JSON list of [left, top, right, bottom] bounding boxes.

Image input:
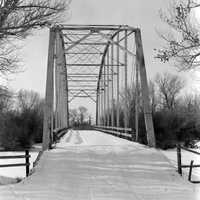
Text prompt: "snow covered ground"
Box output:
[[160, 148, 200, 181], [0, 130, 199, 200], [0, 151, 39, 179]]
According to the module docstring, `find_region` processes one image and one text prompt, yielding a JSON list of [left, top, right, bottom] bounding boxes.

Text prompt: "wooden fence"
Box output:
[[0, 150, 30, 177], [177, 144, 200, 183]]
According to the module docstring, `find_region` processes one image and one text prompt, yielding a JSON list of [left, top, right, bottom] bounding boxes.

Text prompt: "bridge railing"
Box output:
[[53, 127, 70, 143], [92, 125, 135, 141], [177, 144, 200, 183]]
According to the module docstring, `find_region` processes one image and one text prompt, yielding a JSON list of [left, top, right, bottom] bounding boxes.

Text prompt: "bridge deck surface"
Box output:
[[0, 130, 199, 200]]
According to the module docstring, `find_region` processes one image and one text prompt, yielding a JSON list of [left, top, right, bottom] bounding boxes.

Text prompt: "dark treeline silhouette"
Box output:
[[69, 106, 92, 130], [0, 89, 44, 150], [102, 72, 200, 149]]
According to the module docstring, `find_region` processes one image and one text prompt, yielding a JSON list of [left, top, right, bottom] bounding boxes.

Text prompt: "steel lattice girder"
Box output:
[[43, 24, 156, 150], [53, 24, 137, 102]]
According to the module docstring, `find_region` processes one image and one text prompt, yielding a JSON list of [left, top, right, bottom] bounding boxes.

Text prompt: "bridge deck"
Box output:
[[0, 130, 199, 200]]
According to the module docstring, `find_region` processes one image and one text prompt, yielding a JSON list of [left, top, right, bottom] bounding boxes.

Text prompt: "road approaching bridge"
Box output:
[[0, 130, 199, 200]]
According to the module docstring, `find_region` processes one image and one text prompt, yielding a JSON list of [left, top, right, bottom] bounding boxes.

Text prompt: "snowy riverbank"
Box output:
[[0, 145, 41, 185], [0, 140, 200, 187], [160, 148, 200, 181]]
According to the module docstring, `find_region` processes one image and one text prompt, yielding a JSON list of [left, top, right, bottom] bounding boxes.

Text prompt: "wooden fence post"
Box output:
[[177, 145, 182, 175], [25, 150, 30, 177], [188, 160, 194, 182]]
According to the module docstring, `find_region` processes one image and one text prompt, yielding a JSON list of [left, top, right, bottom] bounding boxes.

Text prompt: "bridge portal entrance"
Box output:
[[42, 25, 155, 150]]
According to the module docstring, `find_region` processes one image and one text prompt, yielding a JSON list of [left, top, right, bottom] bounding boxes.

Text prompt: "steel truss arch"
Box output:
[[43, 24, 156, 150]]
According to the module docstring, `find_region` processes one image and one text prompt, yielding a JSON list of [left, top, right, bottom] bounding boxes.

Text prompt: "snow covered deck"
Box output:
[[0, 130, 199, 200]]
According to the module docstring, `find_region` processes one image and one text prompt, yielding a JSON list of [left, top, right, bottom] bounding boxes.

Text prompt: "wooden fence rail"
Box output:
[[0, 150, 30, 177], [177, 144, 200, 183]]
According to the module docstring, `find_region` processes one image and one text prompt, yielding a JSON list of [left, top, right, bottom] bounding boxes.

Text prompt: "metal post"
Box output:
[[101, 82, 103, 125], [103, 64, 107, 126], [99, 90, 101, 125], [55, 33, 62, 129], [43, 28, 56, 150], [111, 44, 114, 127], [56, 31, 69, 128], [135, 47, 139, 141], [96, 90, 99, 125], [55, 54, 59, 129], [102, 78, 105, 125], [116, 34, 120, 127], [103, 65, 106, 126], [107, 49, 110, 126], [124, 30, 128, 130], [99, 88, 102, 125], [61, 37, 69, 128], [135, 28, 156, 147]]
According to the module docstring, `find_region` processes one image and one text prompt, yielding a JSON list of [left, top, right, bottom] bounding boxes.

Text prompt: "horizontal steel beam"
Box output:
[[65, 42, 107, 45], [65, 52, 103, 55], [68, 80, 97, 82], [67, 73, 115, 76], [68, 75, 98, 77], [62, 33, 112, 36], [68, 73, 99, 75], [66, 64, 124, 66], [68, 85, 97, 87], [68, 89, 97, 91], [69, 95, 96, 98], [59, 24, 136, 31]]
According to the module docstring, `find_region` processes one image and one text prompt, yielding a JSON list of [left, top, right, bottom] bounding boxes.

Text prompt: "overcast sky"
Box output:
[[6, 0, 200, 117]]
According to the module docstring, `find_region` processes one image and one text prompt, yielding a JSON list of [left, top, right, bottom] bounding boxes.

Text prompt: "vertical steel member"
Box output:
[[103, 75, 106, 126], [99, 86, 102, 125], [116, 33, 120, 127], [107, 48, 110, 126], [103, 63, 107, 126], [55, 32, 62, 128], [96, 89, 99, 125], [101, 78, 104, 125], [100, 78, 103, 125], [43, 28, 56, 150], [124, 30, 128, 130], [135, 41, 139, 141], [111, 43, 114, 127], [55, 44, 59, 129], [135, 28, 156, 147], [61, 33, 69, 128], [56, 31, 68, 128]]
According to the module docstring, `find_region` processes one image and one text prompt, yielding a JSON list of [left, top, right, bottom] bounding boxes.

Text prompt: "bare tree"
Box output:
[[78, 106, 88, 124], [0, 0, 70, 39], [155, 72, 185, 110], [17, 89, 42, 111], [156, 0, 200, 70], [0, 86, 13, 112], [69, 109, 79, 125], [149, 80, 158, 113], [0, 0, 70, 76]]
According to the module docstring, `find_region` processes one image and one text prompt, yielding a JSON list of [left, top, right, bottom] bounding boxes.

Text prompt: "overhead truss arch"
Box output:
[[42, 24, 156, 150]]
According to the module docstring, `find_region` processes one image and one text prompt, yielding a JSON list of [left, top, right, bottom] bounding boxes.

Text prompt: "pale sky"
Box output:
[[5, 0, 200, 118]]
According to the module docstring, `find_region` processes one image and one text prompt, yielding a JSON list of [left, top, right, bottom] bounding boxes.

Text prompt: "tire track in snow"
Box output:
[[65, 130, 83, 145]]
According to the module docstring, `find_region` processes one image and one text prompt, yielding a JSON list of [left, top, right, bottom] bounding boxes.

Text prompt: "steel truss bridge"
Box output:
[[42, 24, 156, 150]]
